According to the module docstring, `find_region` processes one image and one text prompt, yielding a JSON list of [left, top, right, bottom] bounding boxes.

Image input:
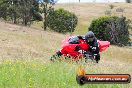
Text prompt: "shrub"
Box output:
[[89, 16, 130, 46], [47, 8, 78, 33]]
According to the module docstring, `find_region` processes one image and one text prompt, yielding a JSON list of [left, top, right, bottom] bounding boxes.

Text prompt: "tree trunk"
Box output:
[[43, 3, 47, 31], [13, 12, 17, 24], [3, 12, 7, 21], [23, 12, 28, 26]]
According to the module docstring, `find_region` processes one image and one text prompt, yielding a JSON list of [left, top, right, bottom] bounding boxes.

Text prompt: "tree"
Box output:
[[0, 0, 42, 26], [0, 0, 15, 21], [20, 0, 34, 25], [40, 0, 58, 30]]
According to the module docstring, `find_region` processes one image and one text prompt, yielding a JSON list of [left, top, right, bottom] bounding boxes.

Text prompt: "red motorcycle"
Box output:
[[50, 36, 110, 63]]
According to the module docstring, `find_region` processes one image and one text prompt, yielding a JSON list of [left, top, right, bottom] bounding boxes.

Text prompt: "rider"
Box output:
[[52, 31, 100, 63], [84, 31, 100, 63]]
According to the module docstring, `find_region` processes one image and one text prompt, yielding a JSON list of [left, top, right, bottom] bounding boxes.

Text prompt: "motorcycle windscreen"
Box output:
[[68, 36, 80, 44], [61, 36, 70, 48], [98, 40, 110, 52], [61, 36, 80, 48]]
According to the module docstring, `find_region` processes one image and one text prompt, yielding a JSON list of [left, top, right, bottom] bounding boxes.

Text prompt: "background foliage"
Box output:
[[47, 8, 78, 33], [89, 16, 130, 46], [0, 0, 42, 26]]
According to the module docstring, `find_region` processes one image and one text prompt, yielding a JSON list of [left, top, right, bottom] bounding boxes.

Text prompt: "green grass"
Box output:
[[0, 59, 131, 88]]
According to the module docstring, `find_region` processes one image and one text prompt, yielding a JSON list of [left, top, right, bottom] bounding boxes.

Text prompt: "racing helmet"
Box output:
[[85, 31, 95, 42]]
